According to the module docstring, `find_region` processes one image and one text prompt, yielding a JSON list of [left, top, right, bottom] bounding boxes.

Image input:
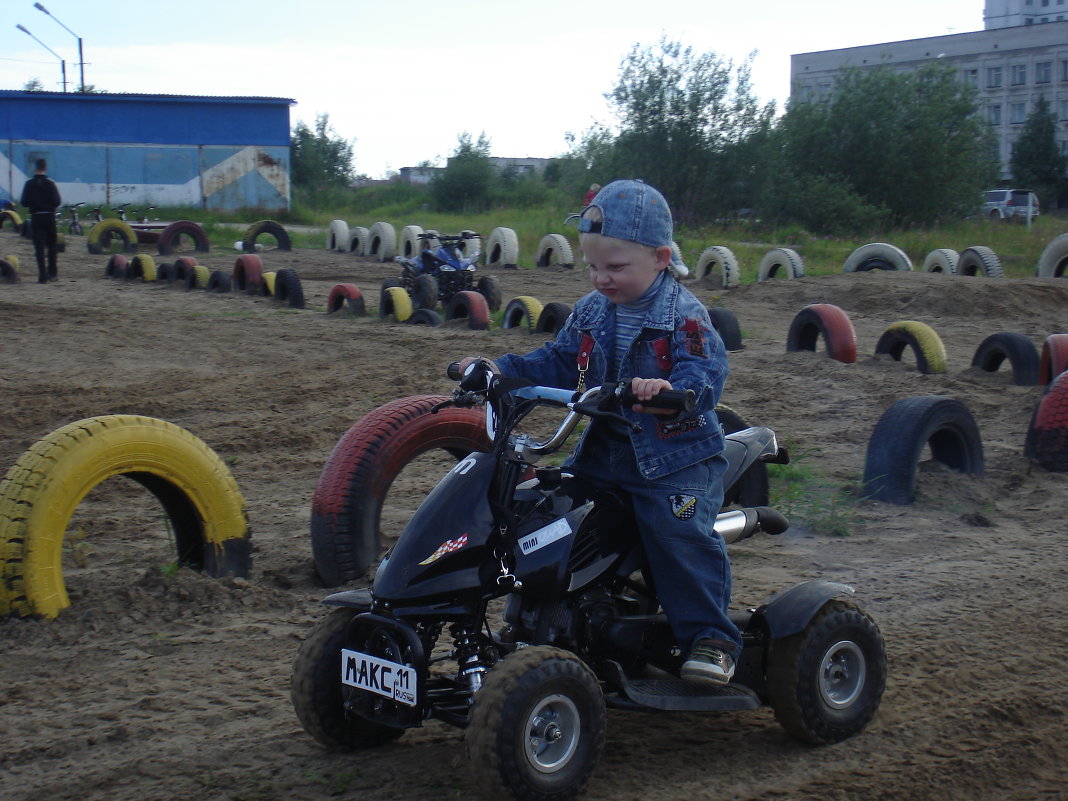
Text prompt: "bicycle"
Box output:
[[63, 202, 85, 236], [131, 206, 156, 224], [112, 203, 132, 221]]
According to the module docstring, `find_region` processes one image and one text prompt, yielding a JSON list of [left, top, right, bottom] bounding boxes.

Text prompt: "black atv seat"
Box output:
[[721, 426, 778, 491]]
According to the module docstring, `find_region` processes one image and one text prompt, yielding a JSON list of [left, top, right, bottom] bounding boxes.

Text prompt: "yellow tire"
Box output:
[[501, 295, 544, 333], [86, 218, 138, 255], [130, 254, 157, 282], [380, 285, 413, 322], [874, 321, 948, 374], [0, 209, 23, 230], [0, 415, 250, 618], [261, 271, 277, 296], [194, 263, 211, 288], [5, 254, 18, 270]]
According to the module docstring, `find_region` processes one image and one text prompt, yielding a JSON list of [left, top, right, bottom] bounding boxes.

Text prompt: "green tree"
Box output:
[[290, 113, 356, 194], [430, 132, 494, 213], [1010, 96, 1066, 205], [764, 63, 997, 230], [22, 78, 44, 91], [600, 37, 775, 222]]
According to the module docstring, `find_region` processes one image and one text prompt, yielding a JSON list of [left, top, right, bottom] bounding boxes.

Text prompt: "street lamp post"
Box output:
[[15, 23, 67, 92], [33, 3, 83, 93]]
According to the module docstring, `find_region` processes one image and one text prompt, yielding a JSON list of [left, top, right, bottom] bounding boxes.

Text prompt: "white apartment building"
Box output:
[[791, 1, 1068, 180]]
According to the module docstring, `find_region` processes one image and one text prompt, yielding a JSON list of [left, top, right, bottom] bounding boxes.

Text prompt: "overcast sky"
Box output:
[[2, 0, 985, 178]]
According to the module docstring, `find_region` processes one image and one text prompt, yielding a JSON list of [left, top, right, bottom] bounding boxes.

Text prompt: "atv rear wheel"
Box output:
[[291, 607, 405, 750], [766, 599, 886, 744], [466, 646, 605, 801]]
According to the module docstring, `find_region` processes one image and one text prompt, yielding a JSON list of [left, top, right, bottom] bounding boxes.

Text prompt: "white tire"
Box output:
[[399, 225, 425, 259], [921, 249, 959, 274], [348, 226, 370, 255], [459, 230, 481, 260], [1037, 233, 1068, 278], [535, 234, 574, 268], [957, 246, 1003, 278], [486, 227, 519, 268], [843, 242, 913, 272], [368, 221, 396, 262], [694, 246, 740, 288], [758, 248, 804, 281], [327, 219, 349, 252]]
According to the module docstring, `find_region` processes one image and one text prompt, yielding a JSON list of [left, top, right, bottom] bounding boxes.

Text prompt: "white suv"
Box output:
[[983, 189, 1040, 221]]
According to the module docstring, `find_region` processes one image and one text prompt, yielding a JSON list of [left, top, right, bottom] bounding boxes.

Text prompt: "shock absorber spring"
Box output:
[[451, 624, 488, 692]]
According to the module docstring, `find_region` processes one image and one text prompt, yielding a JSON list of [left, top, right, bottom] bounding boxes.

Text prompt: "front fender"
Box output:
[[752, 580, 855, 639]]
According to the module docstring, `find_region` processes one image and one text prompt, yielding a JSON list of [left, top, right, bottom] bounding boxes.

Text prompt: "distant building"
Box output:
[[486, 157, 553, 177], [0, 90, 294, 211], [398, 166, 444, 185], [790, 2, 1068, 180]]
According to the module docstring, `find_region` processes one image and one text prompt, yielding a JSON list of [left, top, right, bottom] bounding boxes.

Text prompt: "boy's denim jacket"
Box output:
[[495, 277, 727, 480]]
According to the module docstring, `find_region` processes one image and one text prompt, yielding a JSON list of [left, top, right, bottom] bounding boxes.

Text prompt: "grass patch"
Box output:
[[768, 441, 862, 537]]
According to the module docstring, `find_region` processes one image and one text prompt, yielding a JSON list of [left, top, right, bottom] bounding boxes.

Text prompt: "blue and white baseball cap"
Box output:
[[568, 179, 688, 277]]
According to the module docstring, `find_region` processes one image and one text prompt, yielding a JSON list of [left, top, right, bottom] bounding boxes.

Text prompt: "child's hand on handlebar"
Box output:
[[457, 356, 500, 375], [630, 377, 676, 415]]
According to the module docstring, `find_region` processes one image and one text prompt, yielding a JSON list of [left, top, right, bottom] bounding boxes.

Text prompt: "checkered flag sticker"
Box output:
[[419, 533, 469, 565]]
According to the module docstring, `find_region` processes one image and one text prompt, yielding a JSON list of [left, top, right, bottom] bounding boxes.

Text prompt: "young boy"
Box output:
[[458, 179, 740, 684]]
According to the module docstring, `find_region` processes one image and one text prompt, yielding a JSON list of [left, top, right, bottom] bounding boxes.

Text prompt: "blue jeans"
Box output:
[[567, 425, 742, 658]]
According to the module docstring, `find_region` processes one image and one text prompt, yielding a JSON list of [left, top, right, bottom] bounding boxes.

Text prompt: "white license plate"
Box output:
[[340, 649, 418, 707]]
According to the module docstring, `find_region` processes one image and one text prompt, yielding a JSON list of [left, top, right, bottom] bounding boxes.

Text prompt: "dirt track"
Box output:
[[1, 228, 1067, 801]]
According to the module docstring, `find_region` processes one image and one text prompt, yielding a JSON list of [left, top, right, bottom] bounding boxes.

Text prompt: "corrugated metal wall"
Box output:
[[0, 91, 293, 212]]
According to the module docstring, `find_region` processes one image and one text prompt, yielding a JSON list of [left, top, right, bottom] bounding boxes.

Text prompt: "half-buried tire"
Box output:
[[786, 303, 857, 364], [445, 290, 491, 330], [0, 415, 250, 618], [970, 332, 1039, 386], [862, 396, 984, 505], [310, 396, 490, 585]]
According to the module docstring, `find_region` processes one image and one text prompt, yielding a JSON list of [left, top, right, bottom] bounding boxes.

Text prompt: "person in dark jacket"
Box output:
[[20, 158, 62, 283]]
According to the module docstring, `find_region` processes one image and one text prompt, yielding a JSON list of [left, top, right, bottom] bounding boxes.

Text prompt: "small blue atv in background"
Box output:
[[396, 231, 502, 312]]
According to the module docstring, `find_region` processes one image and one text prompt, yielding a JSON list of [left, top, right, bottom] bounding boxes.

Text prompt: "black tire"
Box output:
[[766, 600, 886, 745], [157, 220, 211, 255], [716, 404, 770, 509], [970, 332, 1039, 386], [406, 308, 444, 326], [207, 270, 232, 293], [466, 646, 606, 801], [242, 220, 292, 252], [476, 274, 502, 312], [862, 395, 984, 505], [707, 307, 742, 351], [533, 302, 572, 336], [157, 262, 177, 283], [291, 607, 406, 750], [310, 396, 489, 585], [411, 274, 439, 309], [274, 268, 305, 308]]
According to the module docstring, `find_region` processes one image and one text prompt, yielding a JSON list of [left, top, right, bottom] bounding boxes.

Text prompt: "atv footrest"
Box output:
[[605, 661, 761, 712]]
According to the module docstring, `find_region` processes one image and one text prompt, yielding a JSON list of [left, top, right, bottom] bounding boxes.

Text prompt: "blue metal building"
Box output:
[[0, 91, 294, 212]]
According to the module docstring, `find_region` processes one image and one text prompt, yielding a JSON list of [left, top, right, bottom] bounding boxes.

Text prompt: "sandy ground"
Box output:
[[1, 226, 1067, 801]]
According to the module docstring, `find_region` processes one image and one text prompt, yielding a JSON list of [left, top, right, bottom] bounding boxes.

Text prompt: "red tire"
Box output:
[[173, 255, 198, 280], [231, 254, 263, 294], [1024, 371, 1068, 471], [445, 290, 491, 331], [157, 220, 211, 255], [785, 303, 858, 364], [310, 395, 490, 586], [1039, 333, 1068, 386], [104, 253, 128, 279], [327, 283, 366, 316]]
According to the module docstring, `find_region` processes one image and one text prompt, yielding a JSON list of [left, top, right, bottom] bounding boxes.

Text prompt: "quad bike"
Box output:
[[392, 231, 502, 313], [291, 361, 887, 801]]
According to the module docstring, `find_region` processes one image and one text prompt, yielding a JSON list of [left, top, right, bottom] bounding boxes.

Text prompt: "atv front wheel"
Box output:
[[466, 646, 605, 801], [766, 599, 886, 744], [411, 274, 439, 309], [291, 607, 405, 750]]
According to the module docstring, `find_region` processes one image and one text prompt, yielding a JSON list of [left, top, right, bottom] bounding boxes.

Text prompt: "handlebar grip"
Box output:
[[447, 361, 463, 381], [619, 386, 695, 412]]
